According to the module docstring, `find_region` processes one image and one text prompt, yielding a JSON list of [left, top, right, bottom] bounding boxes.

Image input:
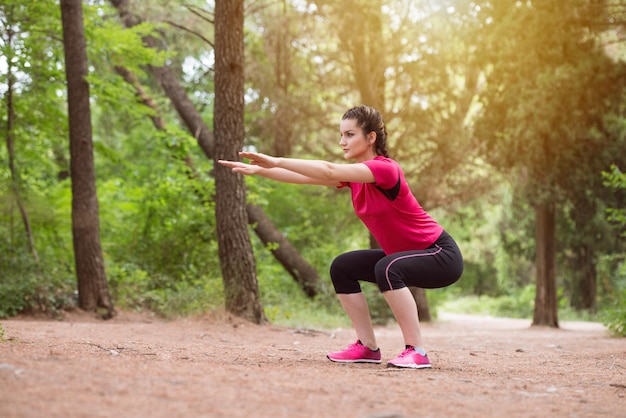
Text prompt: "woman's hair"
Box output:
[[342, 105, 389, 157]]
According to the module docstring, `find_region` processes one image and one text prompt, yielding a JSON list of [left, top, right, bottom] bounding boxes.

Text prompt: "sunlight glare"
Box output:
[[292, 0, 317, 13]]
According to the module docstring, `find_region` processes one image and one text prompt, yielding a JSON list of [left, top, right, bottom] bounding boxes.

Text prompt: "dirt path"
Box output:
[[1, 310, 624, 418]]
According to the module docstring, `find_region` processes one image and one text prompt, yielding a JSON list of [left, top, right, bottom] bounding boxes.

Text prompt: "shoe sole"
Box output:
[[327, 356, 381, 364], [386, 363, 432, 369]]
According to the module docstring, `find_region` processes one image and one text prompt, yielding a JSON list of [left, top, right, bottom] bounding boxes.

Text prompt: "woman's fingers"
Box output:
[[238, 151, 262, 159], [217, 159, 257, 175], [238, 151, 276, 168], [217, 159, 236, 167]]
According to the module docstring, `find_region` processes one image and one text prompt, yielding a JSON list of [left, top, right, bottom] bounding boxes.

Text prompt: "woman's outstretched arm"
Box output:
[[226, 151, 375, 184], [217, 159, 342, 186]]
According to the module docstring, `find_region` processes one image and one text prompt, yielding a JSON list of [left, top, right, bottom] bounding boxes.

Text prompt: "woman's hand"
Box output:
[[238, 151, 280, 169], [218, 152, 280, 175], [217, 159, 263, 175]]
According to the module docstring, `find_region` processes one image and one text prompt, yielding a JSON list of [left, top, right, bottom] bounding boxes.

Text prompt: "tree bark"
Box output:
[[573, 244, 597, 313], [567, 196, 598, 313], [214, 0, 265, 323], [60, 0, 114, 319], [532, 202, 559, 327]]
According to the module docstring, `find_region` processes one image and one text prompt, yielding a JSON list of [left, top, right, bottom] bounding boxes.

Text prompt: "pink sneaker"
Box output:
[[387, 347, 432, 369], [327, 340, 382, 363]]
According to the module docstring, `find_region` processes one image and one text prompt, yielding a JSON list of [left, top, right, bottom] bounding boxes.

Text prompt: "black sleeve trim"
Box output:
[[374, 168, 401, 201]]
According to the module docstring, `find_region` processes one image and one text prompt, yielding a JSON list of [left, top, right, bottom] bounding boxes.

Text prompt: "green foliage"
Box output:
[[108, 262, 224, 318], [256, 253, 349, 329], [603, 165, 626, 237], [0, 1, 75, 317], [441, 282, 626, 335], [248, 178, 371, 326], [601, 287, 626, 337], [597, 255, 626, 337], [249, 176, 365, 274], [441, 286, 537, 319], [0, 250, 77, 319], [478, 1, 623, 199], [598, 165, 626, 335], [0, 179, 77, 318], [96, 150, 221, 316], [0, 263, 37, 318]]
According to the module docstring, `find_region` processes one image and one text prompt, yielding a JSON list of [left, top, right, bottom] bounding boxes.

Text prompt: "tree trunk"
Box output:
[[3, 25, 39, 264], [532, 202, 559, 327], [109, 0, 321, 301], [214, 0, 265, 323], [60, 0, 114, 319], [567, 196, 598, 313], [572, 244, 597, 313]]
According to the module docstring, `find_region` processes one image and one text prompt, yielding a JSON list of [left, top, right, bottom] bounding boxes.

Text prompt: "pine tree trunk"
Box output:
[[214, 0, 264, 323], [574, 244, 597, 313], [532, 202, 558, 327], [61, 0, 114, 319]]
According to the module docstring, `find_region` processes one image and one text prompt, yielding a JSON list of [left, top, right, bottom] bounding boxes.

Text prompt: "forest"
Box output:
[[1, 0, 625, 335]]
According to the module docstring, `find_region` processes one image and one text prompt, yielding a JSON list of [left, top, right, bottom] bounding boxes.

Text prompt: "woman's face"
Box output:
[[339, 118, 376, 162]]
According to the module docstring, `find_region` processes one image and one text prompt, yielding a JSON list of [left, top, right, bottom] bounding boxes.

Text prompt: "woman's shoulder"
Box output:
[[361, 156, 403, 188], [365, 155, 398, 165], [364, 156, 400, 171]]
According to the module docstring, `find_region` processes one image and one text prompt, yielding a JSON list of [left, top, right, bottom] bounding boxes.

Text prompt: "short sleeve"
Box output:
[[363, 158, 399, 189]]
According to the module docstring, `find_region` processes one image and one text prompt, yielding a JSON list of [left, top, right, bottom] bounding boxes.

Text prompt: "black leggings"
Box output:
[[329, 230, 463, 293]]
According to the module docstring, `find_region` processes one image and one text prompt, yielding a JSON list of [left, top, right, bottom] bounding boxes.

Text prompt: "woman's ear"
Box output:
[[368, 131, 377, 143]]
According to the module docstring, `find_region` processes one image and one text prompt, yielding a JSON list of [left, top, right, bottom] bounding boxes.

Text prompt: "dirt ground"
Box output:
[[0, 309, 624, 418]]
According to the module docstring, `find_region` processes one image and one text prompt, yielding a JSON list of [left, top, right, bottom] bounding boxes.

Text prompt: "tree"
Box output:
[[109, 0, 322, 310], [213, 0, 265, 323], [476, 0, 626, 326], [1, 4, 39, 265], [60, 0, 114, 319]]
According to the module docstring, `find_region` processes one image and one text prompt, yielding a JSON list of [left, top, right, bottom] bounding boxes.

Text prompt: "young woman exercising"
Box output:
[[219, 105, 463, 369]]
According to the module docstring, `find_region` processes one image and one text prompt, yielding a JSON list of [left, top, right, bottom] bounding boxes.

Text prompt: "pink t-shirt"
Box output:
[[341, 156, 443, 254]]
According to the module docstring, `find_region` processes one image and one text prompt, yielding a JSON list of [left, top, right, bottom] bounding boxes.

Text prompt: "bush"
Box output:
[[601, 288, 626, 337], [107, 261, 225, 318], [440, 285, 534, 319], [0, 251, 77, 318]]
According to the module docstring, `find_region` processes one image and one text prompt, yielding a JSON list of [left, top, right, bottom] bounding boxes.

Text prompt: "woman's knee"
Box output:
[[330, 254, 357, 293], [329, 253, 351, 281]]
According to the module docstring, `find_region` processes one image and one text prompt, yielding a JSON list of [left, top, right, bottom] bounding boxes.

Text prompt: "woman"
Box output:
[[218, 105, 463, 369]]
